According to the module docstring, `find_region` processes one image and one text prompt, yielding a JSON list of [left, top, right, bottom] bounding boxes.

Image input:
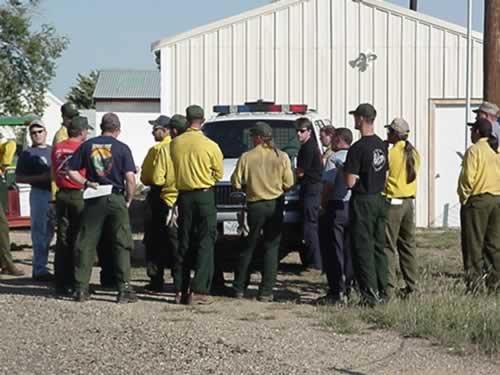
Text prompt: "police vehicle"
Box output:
[[203, 100, 331, 250]]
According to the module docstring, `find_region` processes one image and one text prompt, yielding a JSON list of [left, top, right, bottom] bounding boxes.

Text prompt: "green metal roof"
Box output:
[[0, 116, 30, 126], [94, 70, 160, 100]]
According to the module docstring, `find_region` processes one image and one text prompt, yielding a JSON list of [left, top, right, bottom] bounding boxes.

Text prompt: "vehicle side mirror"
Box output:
[[229, 191, 246, 204]]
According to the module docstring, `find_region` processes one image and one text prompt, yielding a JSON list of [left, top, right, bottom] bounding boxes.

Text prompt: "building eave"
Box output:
[[151, 0, 483, 51]]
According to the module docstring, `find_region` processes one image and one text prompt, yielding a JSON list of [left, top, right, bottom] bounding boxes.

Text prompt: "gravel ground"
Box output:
[[1, 231, 499, 375]]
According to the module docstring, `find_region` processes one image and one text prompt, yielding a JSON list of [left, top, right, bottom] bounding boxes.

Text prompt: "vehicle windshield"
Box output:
[[203, 119, 301, 159]]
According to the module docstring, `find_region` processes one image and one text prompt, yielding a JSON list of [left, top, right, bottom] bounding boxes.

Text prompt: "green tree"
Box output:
[[0, 0, 69, 116], [67, 70, 98, 109]]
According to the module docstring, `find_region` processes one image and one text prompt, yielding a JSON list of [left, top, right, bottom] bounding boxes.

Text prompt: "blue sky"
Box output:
[[27, 0, 484, 98]]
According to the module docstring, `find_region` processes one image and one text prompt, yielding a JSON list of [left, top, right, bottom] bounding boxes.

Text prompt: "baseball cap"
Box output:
[[61, 102, 79, 118], [467, 117, 492, 131], [100, 112, 121, 129], [69, 116, 93, 131], [28, 119, 46, 130], [250, 121, 273, 137], [385, 118, 410, 135], [168, 114, 188, 132], [186, 105, 204, 121], [473, 101, 499, 116], [349, 103, 377, 120], [148, 115, 171, 129]]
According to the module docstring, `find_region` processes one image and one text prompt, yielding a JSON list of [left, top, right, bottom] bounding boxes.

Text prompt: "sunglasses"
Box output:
[[296, 128, 309, 134], [30, 130, 45, 135]]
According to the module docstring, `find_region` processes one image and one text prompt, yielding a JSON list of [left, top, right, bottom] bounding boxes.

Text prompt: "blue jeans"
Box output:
[[30, 188, 54, 276]]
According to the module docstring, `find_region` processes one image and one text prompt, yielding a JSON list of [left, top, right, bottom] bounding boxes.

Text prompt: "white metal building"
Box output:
[[151, 0, 484, 227], [94, 69, 161, 166]]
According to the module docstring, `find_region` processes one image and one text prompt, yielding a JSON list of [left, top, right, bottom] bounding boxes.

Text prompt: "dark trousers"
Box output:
[[384, 198, 418, 295], [320, 200, 353, 296], [350, 194, 389, 304], [233, 198, 284, 297], [177, 190, 216, 294], [0, 202, 14, 271], [55, 188, 84, 290], [461, 194, 500, 291], [145, 187, 180, 290], [75, 193, 133, 292], [300, 182, 322, 269]]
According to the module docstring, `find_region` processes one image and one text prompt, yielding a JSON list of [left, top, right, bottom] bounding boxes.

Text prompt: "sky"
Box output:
[[22, 0, 485, 99]]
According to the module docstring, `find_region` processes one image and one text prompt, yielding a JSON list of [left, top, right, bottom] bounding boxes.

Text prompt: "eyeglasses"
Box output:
[[30, 130, 44, 135], [296, 128, 309, 134]]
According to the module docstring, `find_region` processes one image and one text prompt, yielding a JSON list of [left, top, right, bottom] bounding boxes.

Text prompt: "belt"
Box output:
[[179, 187, 213, 193]]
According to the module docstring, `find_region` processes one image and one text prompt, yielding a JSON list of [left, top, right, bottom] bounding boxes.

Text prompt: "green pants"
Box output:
[[461, 193, 500, 291], [350, 194, 389, 304], [384, 198, 418, 295], [55, 189, 84, 290], [75, 193, 133, 292], [0, 202, 14, 271], [177, 190, 216, 294], [233, 198, 284, 297]]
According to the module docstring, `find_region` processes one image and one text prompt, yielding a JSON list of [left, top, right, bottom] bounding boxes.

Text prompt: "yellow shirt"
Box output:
[[157, 143, 178, 207], [457, 138, 500, 204], [140, 137, 171, 186], [52, 126, 68, 146], [0, 140, 17, 168], [322, 147, 334, 165], [170, 128, 224, 191], [231, 144, 294, 202], [385, 140, 421, 198]]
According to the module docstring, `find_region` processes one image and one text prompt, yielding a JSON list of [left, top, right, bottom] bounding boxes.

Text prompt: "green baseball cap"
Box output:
[[186, 105, 204, 121], [349, 103, 377, 120], [61, 102, 79, 118], [250, 121, 273, 137], [168, 114, 188, 132], [69, 116, 93, 131]]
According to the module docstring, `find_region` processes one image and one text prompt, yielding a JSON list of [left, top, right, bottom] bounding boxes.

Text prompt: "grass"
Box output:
[[320, 229, 500, 355]]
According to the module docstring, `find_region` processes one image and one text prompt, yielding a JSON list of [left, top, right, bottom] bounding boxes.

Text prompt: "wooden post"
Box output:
[[484, 0, 500, 105]]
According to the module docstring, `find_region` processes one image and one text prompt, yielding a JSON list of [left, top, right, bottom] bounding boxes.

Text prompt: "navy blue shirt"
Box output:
[[15, 146, 52, 191], [68, 135, 136, 191]]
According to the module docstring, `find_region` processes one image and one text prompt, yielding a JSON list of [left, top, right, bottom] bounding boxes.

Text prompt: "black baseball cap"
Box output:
[[149, 115, 171, 129], [349, 103, 377, 120]]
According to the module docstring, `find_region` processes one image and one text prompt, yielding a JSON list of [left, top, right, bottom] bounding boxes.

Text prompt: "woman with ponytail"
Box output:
[[383, 118, 421, 299], [458, 118, 500, 293]]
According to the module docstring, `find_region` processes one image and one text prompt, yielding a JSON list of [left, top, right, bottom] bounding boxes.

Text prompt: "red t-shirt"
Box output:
[[51, 139, 86, 189]]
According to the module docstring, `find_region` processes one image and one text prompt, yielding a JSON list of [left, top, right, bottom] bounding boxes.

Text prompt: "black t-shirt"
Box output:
[[69, 135, 136, 190], [297, 136, 322, 184], [15, 146, 52, 191], [344, 135, 387, 194]]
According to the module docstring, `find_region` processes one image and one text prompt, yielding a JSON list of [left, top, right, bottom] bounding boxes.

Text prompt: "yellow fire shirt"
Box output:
[[384, 140, 421, 198]]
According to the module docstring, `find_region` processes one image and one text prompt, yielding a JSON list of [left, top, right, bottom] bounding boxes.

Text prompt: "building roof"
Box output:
[[94, 70, 160, 100], [151, 0, 482, 50]]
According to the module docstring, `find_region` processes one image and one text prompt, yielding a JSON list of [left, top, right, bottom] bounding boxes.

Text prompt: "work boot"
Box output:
[[257, 294, 274, 303], [174, 292, 183, 304], [1, 265, 25, 276], [187, 292, 212, 305], [73, 289, 90, 302], [117, 287, 138, 304], [144, 281, 164, 293]]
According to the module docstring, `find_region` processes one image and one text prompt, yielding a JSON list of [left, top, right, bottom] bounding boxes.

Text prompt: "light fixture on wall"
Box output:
[[349, 50, 378, 72]]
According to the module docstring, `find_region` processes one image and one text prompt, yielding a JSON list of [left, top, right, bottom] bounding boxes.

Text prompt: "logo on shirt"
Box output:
[[90, 144, 113, 176], [372, 149, 386, 172]]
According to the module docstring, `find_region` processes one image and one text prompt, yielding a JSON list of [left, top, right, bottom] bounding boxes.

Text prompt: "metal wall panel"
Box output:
[[158, 0, 484, 226]]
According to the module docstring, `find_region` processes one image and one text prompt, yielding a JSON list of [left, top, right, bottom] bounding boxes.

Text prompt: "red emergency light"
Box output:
[[213, 101, 308, 114]]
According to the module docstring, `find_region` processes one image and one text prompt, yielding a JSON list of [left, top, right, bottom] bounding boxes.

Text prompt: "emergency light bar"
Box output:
[[214, 101, 308, 114]]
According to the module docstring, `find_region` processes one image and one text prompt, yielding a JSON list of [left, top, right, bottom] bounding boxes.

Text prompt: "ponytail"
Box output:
[[402, 138, 417, 184], [487, 135, 499, 153], [263, 136, 279, 157]]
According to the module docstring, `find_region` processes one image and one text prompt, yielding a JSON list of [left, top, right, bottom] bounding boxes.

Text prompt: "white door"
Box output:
[[432, 103, 479, 227]]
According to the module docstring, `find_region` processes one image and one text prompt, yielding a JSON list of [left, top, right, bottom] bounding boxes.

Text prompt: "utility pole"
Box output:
[[484, 0, 500, 105]]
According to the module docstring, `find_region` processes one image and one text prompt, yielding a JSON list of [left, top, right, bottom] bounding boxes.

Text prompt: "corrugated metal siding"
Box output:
[[157, 0, 484, 226], [94, 70, 160, 99]]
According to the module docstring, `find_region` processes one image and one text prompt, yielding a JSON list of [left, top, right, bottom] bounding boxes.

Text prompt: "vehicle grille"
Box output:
[[215, 184, 239, 207]]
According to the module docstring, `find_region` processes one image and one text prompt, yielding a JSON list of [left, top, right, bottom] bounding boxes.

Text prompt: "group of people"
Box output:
[[0, 98, 498, 306]]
